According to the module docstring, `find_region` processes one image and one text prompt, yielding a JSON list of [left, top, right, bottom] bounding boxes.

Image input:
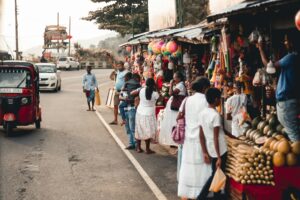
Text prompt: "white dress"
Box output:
[[225, 94, 247, 137], [178, 93, 212, 199], [159, 82, 187, 146], [135, 88, 159, 140]]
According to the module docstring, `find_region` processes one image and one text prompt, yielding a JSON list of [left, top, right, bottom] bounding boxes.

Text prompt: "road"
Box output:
[[0, 69, 178, 200]]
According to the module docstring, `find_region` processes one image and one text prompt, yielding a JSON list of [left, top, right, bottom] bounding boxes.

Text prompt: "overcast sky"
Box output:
[[2, 0, 115, 52]]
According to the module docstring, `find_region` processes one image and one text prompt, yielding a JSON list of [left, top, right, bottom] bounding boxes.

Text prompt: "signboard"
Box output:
[[209, 0, 244, 14], [148, 0, 177, 31]]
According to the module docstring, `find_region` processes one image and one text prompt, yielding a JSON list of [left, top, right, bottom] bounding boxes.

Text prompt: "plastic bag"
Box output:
[[95, 90, 101, 106], [209, 168, 227, 193]]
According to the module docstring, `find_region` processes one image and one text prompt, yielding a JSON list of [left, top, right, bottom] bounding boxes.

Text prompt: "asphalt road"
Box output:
[[0, 69, 178, 200]]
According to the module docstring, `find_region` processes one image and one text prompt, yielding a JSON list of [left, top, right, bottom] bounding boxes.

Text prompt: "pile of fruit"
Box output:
[[226, 136, 275, 185], [161, 83, 170, 98], [238, 112, 300, 167]]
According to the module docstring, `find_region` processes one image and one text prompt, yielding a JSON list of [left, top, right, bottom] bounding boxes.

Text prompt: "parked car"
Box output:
[[57, 57, 80, 70], [36, 63, 61, 92]]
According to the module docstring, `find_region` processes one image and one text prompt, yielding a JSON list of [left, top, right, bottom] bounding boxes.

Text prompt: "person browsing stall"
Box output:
[[198, 88, 228, 200]]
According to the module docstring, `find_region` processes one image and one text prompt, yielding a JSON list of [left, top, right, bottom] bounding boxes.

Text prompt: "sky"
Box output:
[[1, 0, 116, 53]]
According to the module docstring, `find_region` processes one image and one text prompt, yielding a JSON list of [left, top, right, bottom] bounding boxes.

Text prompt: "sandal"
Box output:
[[146, 150, 155, 154], [136, 149, 144, 153], [109, 121, 118, 125]]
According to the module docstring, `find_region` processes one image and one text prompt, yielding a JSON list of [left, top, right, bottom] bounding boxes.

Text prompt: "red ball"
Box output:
[[296, 10, 300, 31]]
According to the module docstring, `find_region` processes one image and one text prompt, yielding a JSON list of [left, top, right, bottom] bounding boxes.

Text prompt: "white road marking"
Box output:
[[95, 110, 168, 200]]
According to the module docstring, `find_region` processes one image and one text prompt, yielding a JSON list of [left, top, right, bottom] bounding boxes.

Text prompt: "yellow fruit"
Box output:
[[273, 152, 286, 167], [273, 141, 280, 152], [291, 142, 300, 155], [286, 153, 298, 166], [275, 135, 285, 140], [277, 140, 291, 154], [264, 138, 275, 148], [269, 140, 278, 150]]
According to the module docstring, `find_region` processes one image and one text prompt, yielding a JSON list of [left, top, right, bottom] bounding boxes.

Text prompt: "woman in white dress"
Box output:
[[159, 72, 187, 146], [135, 78, 159, 154], [178, 77, 212, 200]]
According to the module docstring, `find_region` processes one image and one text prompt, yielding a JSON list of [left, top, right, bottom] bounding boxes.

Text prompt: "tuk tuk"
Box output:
[[0, 61, 42, 136]]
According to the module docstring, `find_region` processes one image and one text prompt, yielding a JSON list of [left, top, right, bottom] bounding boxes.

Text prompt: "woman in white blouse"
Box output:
[[134, 78, 159, 154], [159, 72, 187, 146]]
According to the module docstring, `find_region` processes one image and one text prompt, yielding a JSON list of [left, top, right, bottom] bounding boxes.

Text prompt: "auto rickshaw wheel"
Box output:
[[35, 120, 41, 129], [4, 123, 13, 137]]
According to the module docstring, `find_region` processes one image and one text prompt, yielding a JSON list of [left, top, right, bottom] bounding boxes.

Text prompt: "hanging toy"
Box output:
[[166, 40, 178, 53], [211, 36, 218, 53], [295, 10, 300, 31]]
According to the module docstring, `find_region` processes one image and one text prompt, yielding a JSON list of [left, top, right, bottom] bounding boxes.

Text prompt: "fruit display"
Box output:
[[226, 136, 275, 186]]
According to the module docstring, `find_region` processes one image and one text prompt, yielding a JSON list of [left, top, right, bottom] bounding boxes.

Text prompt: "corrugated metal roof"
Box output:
[[207, 0, 299, 21], [146, 27, 193, 38]]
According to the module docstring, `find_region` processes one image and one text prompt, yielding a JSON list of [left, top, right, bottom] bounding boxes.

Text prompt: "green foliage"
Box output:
[[84, 0, 149, 36]]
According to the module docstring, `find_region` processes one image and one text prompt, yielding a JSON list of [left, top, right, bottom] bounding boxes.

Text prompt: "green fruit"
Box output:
[[263, 125, 271, 135], [252, 116, 262, 129], [267, 129, 275, 137], [258, 121, 268, 133], [276, 124, 284, 133], [269, 114, 279, 129]]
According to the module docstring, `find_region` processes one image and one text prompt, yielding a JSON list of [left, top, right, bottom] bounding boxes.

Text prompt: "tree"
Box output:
[[84, 0, 149, 36]]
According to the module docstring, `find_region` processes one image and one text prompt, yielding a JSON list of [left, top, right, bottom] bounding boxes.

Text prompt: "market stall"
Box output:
[[206, 0, 300, 199]]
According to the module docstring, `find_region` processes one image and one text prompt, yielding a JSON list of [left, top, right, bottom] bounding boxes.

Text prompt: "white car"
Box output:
[[36, 63, 62, 92], [57, 57, 80, 70]]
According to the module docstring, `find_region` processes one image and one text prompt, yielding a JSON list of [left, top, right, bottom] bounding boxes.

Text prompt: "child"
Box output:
[[119, 72, 133, 126], [198, 88, 228, 200]]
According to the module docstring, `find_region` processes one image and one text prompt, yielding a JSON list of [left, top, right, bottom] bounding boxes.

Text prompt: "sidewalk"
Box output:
[[96, 103, 178, 200]]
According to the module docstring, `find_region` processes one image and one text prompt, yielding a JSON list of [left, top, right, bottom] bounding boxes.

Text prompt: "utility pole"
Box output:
[[14, 0, 19, 60], [68, 16, 71, 56], [57, 12, 59, 53]]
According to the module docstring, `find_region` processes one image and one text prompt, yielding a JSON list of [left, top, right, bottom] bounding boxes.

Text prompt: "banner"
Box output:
[[148, 0, 177, 31]]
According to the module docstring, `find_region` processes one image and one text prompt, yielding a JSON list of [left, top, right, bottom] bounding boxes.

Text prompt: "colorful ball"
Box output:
[[166, 41, 178, 53], [295, 10, 300, 31], [148, 41, 155, 52]]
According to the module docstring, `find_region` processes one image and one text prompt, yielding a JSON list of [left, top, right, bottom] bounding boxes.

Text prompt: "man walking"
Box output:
[[110, 61, 128, 125], [83, 66, 99, 111]]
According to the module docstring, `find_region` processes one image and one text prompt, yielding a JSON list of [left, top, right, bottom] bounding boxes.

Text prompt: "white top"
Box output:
[[225, 94, 247, 137], [179, 93, 208, 139], [137, 88, 159, 116], [199, 108, 227, 158], [175, 81, 187, 96], [82, 73, 98, 91], [225, 94, 247, 117]]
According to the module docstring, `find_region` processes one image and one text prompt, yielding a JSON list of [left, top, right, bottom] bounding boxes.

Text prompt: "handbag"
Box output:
[[170, 95, 186, 111], [95, 90, 101, 106], [171, 98, 187, 144]]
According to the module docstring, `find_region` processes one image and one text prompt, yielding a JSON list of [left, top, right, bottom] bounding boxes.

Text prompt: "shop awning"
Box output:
[[146, 27, 193, 39], [173, 27, 208, 44], [207, 0, 299, 22]]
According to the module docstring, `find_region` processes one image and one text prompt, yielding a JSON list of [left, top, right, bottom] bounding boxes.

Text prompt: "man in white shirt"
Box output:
[[83, 66, 98, 111]]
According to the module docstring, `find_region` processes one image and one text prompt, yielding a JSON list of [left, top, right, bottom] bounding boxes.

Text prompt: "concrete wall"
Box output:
[[209, 0, 244, 14], [0, 0, 6, 50]]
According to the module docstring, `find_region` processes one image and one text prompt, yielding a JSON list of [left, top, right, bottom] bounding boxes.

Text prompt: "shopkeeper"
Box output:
[[257, 32, 300, 141]]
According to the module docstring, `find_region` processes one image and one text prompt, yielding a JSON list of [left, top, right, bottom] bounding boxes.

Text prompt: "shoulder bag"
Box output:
[[171, 98, 187, 144]]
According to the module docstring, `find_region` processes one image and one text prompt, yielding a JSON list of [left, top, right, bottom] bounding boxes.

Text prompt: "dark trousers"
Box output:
[[197, 153, 227, 200]]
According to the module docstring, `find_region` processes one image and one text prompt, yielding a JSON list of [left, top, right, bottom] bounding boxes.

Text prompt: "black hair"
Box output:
[[124, 72, 132, 80], [174, 71, 184, 82], [191, 76, 210, 93], [132, 73, 141, 82], [145, 78, 156, 100], [206, 88, 221, 104], [234, 81, 244, 90]]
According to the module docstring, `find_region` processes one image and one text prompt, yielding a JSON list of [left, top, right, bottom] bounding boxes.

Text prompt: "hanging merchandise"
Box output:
[[183, 50, 191, 64], [211, 36, 218, 53], [152, 41, 165, 54], [168, 61, 174, 70], [125, 46, 132, 52], [148, 41, 156, 53], [171, 45, 182, 58], [295, 10, 300, 31], [166, 40, 178, 53], [221, 27, 231, 73], [266, 61, 276, 74], [162, 42, 171, 56], [207, 54, 216, 79], [253, 68, 267, 86]]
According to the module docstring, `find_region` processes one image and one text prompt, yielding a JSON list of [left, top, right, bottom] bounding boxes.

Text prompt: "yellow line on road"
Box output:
[[95, 110, 168, 200]]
